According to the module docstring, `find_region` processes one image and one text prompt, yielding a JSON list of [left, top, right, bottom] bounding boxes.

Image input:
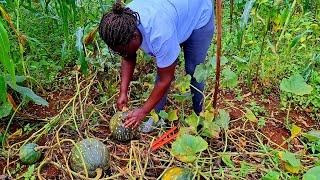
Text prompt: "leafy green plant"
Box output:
[[278, 151, 302, 174], [171, 134, 208, 163], [23, 165, 36, 180], [303, 166, 320, 180], [0, 17, 48, 119]]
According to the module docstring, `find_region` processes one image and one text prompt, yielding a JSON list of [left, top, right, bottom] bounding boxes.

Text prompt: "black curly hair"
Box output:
[[99, 0, 140, 50]]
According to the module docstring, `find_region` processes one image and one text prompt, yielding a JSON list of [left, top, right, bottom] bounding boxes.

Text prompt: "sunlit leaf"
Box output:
[[200, 110, 214, 122], [244, 107, 257, 122], [185, 112, 199, 130], [176, 75, 191, 93], [303, 166, 320, 180], [167, 110, 178, 121], [171, 134, 208, 163], [211, 56, 229, 68], [285, 163, 300, 174], [150, 110, 159, 123], [280, 74, 313, 96], [178, 127, 197, 136], [290, 124, 301, 139], [232, 56, 248, 63]]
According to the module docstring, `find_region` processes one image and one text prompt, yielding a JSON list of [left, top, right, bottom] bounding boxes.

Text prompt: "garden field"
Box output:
[[0, 0, 319, 179]]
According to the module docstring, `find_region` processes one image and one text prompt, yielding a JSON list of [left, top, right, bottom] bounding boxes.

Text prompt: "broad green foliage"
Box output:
[[261, 171, 280, 180], [76, 27, 88, 74], [159, 110, 178, 121], [280, 151, 301, 168], [303, 130, 320, 142], [194, 56, 237, 88], [222, 68, 238, 88], [278, 151, 302, 173], [23, 164, 36, 180], [194, 63, 211, 83], [0, 18, 48, 118], [183, 109, 230, 139], [280, 74, 313, 96], [290, 124, 301, 139], [171, 134, 208, 163], [185, 112, 200, 132], [176, 75, 191, 93], [214, 109, 230, 130], [303, 166, 320, 180], [244, 107, 257, 122]]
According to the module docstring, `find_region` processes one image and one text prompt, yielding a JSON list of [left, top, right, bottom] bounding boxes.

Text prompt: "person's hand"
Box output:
[[123, 108, 148, 129], [117, 93, 128, 110]]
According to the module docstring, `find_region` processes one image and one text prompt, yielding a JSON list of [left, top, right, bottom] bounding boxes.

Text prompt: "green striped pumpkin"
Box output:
[[19, 143, 41, 164], [109, 112, 137, 142], [70, 138, 109, 177]]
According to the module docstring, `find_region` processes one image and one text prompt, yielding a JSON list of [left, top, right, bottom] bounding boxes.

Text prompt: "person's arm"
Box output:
[[124, 61, 176, 128], [117, 56, 136, 110], [142, 62, 176, 112]]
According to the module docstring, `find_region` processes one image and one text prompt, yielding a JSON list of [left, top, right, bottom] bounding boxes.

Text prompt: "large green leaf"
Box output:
[[281, 151, 301, 168], [167, 110, 178, 121], [0, 102, 12, 119], [194, 63, 211, 83], [245, 107, 257, 122], [303, 166, 320, 180], [8, 83, 48, 106], [176, 75, 191, 93], [0, 18, 16, 86], [76, 27, 88, 75], [201, 120, 220, 138], [280, 74, 313, 96], [171, 134, 208, 163], [222, 68, 238, 88], [185, 112, 199, 131], [303, 130, 320, 142], [0, 75, 6, 102], [215, 109, 230, 130]]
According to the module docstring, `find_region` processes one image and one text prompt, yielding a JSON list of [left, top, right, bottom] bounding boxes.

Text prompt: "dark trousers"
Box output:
[[155, 13, 215, 114]]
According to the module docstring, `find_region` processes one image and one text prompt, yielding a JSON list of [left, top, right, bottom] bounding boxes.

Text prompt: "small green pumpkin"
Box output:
[[70, 138, 109, 177], [161, 167, 193, 180], [109, 111, 137, 142], [19, 143, 41, 164]]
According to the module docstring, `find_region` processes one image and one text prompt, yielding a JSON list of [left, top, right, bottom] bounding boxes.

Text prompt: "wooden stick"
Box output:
[[213, 0, 223, 110]]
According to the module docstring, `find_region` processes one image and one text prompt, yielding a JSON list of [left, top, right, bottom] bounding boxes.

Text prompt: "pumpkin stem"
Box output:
[[94, 168, 103, 180]]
